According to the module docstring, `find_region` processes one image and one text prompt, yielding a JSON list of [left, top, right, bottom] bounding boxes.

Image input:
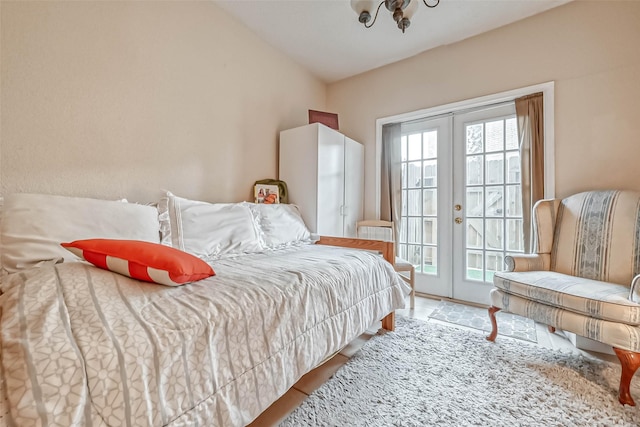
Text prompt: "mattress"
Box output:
[[0, 244, 407, 426]]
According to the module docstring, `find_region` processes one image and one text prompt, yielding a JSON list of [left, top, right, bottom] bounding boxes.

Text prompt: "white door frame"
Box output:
[[375, 82, 555, 219]]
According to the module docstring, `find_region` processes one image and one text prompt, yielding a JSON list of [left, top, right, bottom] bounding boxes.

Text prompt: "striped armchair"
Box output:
[[487, 190, 640, 405]]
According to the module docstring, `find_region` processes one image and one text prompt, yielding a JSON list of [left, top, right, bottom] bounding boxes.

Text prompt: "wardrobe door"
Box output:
[[343, 137, 364, 237], [316, 125, 345, 236]]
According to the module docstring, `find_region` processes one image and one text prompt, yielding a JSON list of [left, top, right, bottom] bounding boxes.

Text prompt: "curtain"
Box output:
[[515, 92, 544, 253], [380, 123, 402, 244]]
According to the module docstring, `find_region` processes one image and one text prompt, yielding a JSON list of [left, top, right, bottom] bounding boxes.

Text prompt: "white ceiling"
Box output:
[[215, 0, 571, 83]]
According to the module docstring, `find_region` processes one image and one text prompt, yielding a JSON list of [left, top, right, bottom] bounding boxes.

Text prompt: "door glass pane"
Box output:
[[423, 131, 437, 159], [408, 162, 421, 188], [485, 251, 504, 282], [466, 155, 483, 185], [408, 134, 421, 160], [407, 245, 421, 268], [407, 190, 421, 216], [408, 218, 421, 244], [466, 250, 483, 281], [485, 153, 504, 184], [506, 219, 524, 252], [466, 124, 483, 154], [506, 151, 520, 184], [466, 188, 483, 217], [506, 185, 522, 217], [423, 246, 437, 275], [485, 219, 503, 250], [423, 218, 437, 245], [485, 186, 504, 217], [505, 118, 518, 150], [423, 189, 437, 215], [466, 218, 483, 249], [423, 160, 437, 187], [485, 120, 504, 152]]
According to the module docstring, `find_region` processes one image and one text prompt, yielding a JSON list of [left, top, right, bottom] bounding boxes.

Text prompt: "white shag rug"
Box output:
[[280, 316, 640, 427]]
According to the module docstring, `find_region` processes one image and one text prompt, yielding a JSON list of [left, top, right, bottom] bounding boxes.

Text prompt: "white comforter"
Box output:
[[0, 244, 407, 426]]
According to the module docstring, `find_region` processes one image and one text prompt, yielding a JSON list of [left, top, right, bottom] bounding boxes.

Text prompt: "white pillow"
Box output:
[[158, 192, 263, 259], [1, 193, 161, 273], [245, 202, 312, 249]]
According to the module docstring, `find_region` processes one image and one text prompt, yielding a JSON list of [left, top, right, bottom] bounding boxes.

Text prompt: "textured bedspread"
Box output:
[[0, 244, 407, 426]]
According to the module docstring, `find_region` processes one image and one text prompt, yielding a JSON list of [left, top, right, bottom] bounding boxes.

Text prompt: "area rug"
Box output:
[[429, 300, 537, 343], [280, 316, 640, 427]]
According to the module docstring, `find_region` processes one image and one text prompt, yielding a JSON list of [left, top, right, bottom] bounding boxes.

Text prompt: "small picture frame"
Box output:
[[254, 184, 280, 204], [309, 109, 339, 130]]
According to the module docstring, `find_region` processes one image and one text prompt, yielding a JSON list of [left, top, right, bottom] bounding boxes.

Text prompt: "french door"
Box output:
[[397, 104, 522, 305]]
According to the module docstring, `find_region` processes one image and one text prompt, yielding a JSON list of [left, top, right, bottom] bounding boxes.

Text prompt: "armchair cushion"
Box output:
[[494, 270, 640, 325]]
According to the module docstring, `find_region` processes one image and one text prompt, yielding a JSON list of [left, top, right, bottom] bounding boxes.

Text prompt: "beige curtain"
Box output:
[[515, 92, 544, 253], [380, 123, 402, 244]]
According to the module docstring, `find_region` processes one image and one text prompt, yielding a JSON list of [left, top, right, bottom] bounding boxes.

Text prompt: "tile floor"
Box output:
[[248, 294, 618, 426]]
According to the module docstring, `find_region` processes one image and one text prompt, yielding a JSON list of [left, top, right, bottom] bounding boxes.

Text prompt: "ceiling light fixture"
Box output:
[[351, 0, 440, 33]]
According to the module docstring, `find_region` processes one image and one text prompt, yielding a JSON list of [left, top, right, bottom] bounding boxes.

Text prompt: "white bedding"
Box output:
[[0, 244, 407, 426]]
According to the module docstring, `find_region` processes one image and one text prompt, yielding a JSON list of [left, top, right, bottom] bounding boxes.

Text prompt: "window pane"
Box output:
[[466, 188, 483, 217], [467, 155, 483, 185], [423, 189, 437, 216], [485, 251, 504, 282], [485, 120, 504, 152], [407, 189, 421, 216], [408, 133, 421, 160], [485, 186, 504, 217], [466, 123, 483, 154], [466, 250, 483, 281], [408, 162, 421, 188], [423, 131, 437, 159], [507, 219, 524, 252], [408, 218, 421, 244], [506, 151, 520, 184], [485, 219, 503, 250], [506, 118, 518, 150], [423, 246, 437, 275], [466, 218, 483, 249], [506, 185, 522, 217], [485, 153, 504, 185], [423, 218, 437, 245]]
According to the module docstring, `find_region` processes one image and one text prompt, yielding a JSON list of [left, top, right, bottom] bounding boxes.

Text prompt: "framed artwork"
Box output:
[[308, 109, 339, 130], [254, 184, 280, 204]]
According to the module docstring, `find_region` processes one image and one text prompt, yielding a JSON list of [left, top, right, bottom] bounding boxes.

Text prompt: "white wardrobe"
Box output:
[[279, 123, 364, 238]]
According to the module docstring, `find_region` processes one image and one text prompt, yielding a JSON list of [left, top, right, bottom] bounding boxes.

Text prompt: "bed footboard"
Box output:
[[316, 236, 396, 331]]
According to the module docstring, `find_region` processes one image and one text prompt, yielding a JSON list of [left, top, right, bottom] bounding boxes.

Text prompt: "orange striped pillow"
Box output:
[[61, 239, 215, 286]]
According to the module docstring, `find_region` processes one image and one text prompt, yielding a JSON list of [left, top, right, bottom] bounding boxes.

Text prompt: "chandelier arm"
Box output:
[[364, 1, 386, 28], [422, 0, 440, 8]]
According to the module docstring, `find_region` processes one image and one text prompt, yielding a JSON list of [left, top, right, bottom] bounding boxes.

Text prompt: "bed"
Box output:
[[0, 192, 408, 426]]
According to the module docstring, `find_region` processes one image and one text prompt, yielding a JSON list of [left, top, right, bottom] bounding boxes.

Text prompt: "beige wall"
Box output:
[[0, 1, 325, 203], [328, 1, 640, 218]]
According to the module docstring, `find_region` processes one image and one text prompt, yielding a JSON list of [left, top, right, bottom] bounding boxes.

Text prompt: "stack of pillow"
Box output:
[[0, 192, 312, 286]]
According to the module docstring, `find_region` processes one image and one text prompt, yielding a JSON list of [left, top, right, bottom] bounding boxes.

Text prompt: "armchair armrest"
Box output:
[[504, 254, 550, 272], [629, 274, 640, 303]]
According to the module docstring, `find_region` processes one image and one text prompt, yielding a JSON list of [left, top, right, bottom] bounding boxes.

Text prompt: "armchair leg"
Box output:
[[486, 306, 501, 342], [548, 326, 556, 334], [613, 347, 640, 406]]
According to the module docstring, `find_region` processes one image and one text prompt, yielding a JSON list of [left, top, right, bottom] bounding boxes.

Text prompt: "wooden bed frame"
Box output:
[[317, 236, 396, 331]]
